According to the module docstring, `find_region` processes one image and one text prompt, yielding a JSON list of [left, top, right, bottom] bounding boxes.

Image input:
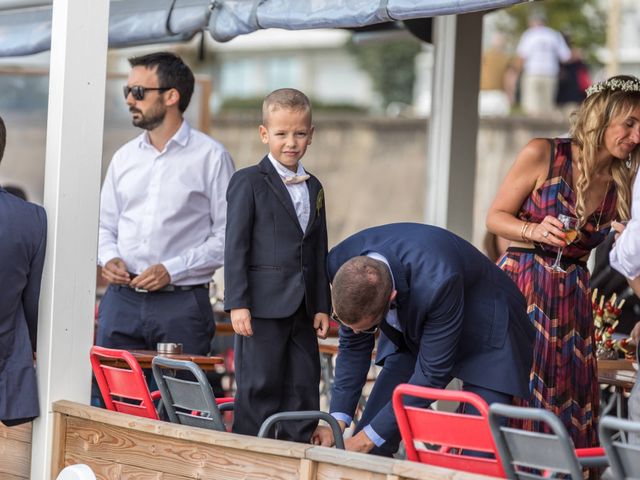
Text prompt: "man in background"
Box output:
[[515, 11, 570, 115], [97, 52, 235, 355]]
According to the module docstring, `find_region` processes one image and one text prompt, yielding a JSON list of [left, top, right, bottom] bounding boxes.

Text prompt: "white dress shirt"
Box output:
[[268, 153, 310, 231], [610, 174, 640, 279], [98, 120, 235, 285]]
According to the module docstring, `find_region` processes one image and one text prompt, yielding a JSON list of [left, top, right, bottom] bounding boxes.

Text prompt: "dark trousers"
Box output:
[[232, 301, 320, 442], [356, 348, 512, 457], [96, 284, 215, 354]]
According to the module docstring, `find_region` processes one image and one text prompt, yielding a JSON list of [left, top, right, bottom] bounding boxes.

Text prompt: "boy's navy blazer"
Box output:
[[224, 156, 331, 318], [328, 223, 535, 441], [0, 187, 47, 423]]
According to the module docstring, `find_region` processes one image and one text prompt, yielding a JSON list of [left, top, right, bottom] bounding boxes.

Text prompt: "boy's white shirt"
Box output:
[[268, 153, 310, 231]]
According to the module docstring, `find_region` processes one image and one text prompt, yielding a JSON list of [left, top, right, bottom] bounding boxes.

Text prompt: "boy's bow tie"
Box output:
[[282, 174, 310, 185]]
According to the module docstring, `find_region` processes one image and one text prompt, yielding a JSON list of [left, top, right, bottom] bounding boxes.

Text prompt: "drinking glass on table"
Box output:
[[549, 214, 579, 273]]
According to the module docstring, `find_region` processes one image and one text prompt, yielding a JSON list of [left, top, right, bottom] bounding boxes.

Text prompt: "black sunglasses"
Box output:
[[123, 85, 172, 101], [331, 311, 379, 335]]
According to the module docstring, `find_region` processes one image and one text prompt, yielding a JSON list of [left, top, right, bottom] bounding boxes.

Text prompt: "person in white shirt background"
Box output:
[[515, 11, 571, 116], [96, 51, 235, 355], [611, 173, 640, 344]]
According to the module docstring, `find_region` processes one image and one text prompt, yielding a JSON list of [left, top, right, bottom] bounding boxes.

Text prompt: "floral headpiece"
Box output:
[[586, 77, 640, 97]]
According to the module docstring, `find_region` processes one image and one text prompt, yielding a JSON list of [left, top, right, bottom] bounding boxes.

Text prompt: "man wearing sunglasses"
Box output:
[[96, 52, 235, 357], [312, 223, 535, 455]]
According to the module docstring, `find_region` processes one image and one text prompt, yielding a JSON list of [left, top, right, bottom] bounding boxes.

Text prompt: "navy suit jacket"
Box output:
[[0, 187, 46, 423], [224, 156, 330, 318], [328, 223, 534, 441]]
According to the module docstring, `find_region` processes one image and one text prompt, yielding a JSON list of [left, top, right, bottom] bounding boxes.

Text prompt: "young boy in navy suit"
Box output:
[[224, 88, 331, 442]]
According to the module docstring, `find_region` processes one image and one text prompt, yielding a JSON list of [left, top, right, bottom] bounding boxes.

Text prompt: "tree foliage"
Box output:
[[348, 37, 422, 109], [499, 0, 606, 66]]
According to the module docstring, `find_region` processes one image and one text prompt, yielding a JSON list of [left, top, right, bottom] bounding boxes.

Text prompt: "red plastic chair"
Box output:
[[90, 345, 160, 420], [392, 384, 506, 478]]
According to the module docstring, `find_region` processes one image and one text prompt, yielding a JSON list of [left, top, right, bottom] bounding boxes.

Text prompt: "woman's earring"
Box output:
[[626, 154, 632, 169]]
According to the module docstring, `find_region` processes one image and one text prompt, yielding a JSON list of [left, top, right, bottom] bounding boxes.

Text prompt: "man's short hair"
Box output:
[[0, 115, 6, 164], [128, 51, 195, 113], [262, 88, 312, 125], [332, 256, 392, 324]]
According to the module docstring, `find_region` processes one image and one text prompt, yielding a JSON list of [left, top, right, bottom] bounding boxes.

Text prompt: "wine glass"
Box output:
[[549, 214, 579, 273]]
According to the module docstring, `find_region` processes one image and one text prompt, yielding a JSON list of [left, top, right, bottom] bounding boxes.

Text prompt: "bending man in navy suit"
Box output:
[[312, 223, 535, 454]]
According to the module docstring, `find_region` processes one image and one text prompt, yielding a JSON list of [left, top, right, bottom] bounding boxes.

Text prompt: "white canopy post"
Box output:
[[425, 12, 483, 241], [30, 0, 109, 477]]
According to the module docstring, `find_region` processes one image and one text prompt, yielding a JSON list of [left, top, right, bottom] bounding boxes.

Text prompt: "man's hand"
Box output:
[[130, 264, 171, 291], [231, 308, 253, 336], [311, 425, 336, 447], [314, 312, 330, 339], [611, 220, 627, 240], [630, 321, 640, 344], [344, 429, 375, 453], [101, 258, 131, 285]]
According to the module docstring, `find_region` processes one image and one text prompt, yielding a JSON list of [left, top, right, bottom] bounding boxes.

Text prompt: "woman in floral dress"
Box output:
[[486, 76, 640, 457]]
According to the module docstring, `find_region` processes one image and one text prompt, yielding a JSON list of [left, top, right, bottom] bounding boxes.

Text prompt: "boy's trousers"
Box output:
[[232, 301, 320, 442]]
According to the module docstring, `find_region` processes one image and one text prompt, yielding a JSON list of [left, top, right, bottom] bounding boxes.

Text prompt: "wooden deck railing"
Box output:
[[42, 400, 497, 480]]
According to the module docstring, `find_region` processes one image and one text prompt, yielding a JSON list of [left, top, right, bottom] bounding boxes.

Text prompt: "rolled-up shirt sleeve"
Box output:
[[610, 175, 640, 279]]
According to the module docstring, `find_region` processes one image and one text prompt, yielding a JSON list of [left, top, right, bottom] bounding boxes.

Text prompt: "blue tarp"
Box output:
[[0, 0, 528, 57]]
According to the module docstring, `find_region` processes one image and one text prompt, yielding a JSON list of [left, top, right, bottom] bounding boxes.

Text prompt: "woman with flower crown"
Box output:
[[486, 75, 640, 461]]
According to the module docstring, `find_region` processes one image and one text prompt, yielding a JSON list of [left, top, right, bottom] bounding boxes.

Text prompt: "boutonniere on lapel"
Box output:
[[315, 188, 324, 216]]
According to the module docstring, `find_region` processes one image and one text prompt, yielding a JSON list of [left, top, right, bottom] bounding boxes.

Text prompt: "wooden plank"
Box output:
[[51, 410, 68, 478], [306, 446, 395, 474], [63, 453, 123, 479], [0, 421, 32, 443], [53, 400, 310, 458], [299, 458, 317, 480], [316, 463, 387, 480], [64, 417, 301, 480], [0, 474, 29, 480], [65, 453, 189, 480], [0, 436, 31, 478], [392, 459, 496, 480], [307, 446, 495, 480]]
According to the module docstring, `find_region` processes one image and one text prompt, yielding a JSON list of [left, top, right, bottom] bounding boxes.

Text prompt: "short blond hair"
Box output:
[[262, 88, 312, 125]]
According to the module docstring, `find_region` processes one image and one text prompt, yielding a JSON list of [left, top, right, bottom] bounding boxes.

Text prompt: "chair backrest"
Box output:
[[392, 384, 505, 478], [151, 356, 226, 431], [488, 403, 584, 479], [257, 411, 346, 449], [599, 415, 640, 479], [89, 345, 159, 420]]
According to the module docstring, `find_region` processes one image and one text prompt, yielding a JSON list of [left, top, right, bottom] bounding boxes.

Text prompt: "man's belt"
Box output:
[[122, 283, 209, 294]]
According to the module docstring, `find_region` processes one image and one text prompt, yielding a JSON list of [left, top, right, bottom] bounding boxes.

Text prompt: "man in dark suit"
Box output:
[[224, 88, 331, 441], [0, 116, 47, 426], [312, 223, 535, 454]]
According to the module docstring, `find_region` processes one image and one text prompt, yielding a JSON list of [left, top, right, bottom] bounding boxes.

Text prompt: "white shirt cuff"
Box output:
[[98, 248, 121, 268], [162, 255, 187, 283]]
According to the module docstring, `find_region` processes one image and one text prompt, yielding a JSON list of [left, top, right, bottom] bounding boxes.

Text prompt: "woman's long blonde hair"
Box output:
[[570, 75, 640, 226]]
